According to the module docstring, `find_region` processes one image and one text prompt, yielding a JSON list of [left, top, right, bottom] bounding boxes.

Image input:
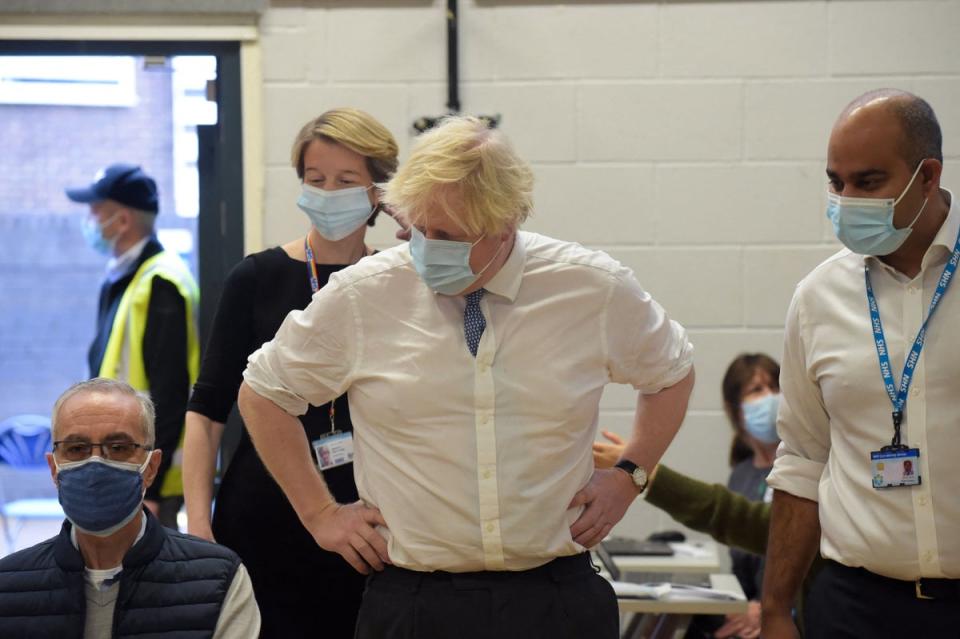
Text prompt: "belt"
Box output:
[[373, 553, 595, 592], [915, 577, 960, 601], [827, 559, 960, 601]]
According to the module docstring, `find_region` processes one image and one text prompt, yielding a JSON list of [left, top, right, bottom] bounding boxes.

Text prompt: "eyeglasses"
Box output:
[[52, 439, 151, 462]]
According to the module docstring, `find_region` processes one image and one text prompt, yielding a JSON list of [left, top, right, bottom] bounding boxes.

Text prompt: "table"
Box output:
[[616, 574, 747, 615]]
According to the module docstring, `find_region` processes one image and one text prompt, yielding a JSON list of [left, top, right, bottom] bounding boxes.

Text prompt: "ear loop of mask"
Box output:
[[895, 161, 930, 230]]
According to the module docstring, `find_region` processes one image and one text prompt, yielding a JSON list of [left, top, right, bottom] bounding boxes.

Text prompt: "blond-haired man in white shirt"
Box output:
[[238, 116, 695, 638], [763, 90, 960, 638]]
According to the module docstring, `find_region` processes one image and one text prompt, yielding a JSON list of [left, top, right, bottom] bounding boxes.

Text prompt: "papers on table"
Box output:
[[611, 580, 744, 602]]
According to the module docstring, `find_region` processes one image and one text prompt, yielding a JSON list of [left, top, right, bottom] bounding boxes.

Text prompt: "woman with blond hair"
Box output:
[[182, 108, 399, 638]]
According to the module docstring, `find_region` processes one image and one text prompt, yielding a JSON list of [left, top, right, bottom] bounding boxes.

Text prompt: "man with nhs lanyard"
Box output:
[[762, 89, 960, 638], [238, 116, 695, 638]]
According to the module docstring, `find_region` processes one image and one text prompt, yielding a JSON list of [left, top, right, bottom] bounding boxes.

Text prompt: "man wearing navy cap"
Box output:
[[66, 163, 200, 529]]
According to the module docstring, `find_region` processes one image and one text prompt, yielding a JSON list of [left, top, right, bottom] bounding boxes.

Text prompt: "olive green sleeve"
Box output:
[[644, 464, 770, 556]]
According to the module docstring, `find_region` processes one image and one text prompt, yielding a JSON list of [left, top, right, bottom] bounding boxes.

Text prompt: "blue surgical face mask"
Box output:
[[741, 393, 781, 444], [56, 451, 152, 537], [82, 213, 118, 256], [409, 226, 504, 296], [826, 160, 929, 256], [297, 184, 374, 241]]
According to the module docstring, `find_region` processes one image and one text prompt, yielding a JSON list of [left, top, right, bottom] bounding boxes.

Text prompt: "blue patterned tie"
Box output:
[[463, 289, 486, 357]]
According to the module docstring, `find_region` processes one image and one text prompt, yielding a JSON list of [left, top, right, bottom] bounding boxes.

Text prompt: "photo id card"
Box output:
[[312, 431, 354, 471], [871, 448, 920, 489]]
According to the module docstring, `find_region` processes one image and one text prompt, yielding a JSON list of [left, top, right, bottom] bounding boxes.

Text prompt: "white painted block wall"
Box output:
[[257, 0, 960, 541]]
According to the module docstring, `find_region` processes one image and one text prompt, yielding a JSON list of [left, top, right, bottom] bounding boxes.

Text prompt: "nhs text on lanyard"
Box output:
[[867, 225, 960, 489]]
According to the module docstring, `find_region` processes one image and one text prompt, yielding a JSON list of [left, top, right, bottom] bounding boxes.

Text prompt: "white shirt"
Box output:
[[244, 231, 693, 572], [106, 236, 149, 282], [767, 189, 960, 580]]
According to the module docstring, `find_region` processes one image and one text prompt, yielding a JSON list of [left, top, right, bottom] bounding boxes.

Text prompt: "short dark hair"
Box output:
[[722, 353, 781, 467], [842, 89, 943, 166]]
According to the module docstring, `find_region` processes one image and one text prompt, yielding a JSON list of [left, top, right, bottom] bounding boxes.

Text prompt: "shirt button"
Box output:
[[918, 495, 928, 506], [483, 469, 492, 479], [908, 286, 918, 294], [923, 550, 934, 562], [485, 523, 495, 533], [912, 386, 921, 396], [480, 414, 490, 425]]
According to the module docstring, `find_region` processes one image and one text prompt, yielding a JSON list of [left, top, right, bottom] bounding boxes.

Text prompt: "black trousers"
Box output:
[[353, 553, 619, 639], [805, 559, 960, 638]]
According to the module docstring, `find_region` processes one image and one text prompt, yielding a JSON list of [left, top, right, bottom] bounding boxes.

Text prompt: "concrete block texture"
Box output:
[[527, 165, 656, 245], [325, 6, 445, 83], [606, 247, 744, 329], [661, 1, 827, 78], [579, 82, 742, 162], [655, 163, 825, 244], [829, 1, 960, 75], [743, 246, 841, 327], [263, 86, 412, 167], [744, 78, 916, 160]]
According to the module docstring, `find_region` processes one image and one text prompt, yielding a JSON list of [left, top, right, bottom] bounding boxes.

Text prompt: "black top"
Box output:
[[726, 459, 771, 601], [187, 247, 360, 576], [90, 238, 189, 502]]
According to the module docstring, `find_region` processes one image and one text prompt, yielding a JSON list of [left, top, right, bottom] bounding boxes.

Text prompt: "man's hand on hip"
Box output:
[[308, 501, 391, 574], [568, 468, 638, 548]]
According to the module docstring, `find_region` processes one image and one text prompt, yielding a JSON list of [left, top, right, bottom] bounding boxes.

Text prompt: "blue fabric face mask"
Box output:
[[56, 452, 152, 537], [409, 226, 504, 296], [82, 213, 118, 256], [741, 393, 780, 444], [826, 161, 928, 256], [297, 184, 374, 241]]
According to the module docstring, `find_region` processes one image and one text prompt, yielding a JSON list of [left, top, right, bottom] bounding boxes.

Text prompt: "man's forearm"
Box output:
[[237, 382, 336, 526], [620, 367, 695, 473], [762, 489, 820, 615]]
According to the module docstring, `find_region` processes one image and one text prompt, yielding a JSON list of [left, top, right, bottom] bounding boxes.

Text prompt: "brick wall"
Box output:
[[0, 60, 176, 416]]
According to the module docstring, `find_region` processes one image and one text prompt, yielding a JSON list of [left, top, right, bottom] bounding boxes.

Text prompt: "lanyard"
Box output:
[[304, 236, 337, 429], [865, 224, 960, 448], [304, 236, 320, 294]]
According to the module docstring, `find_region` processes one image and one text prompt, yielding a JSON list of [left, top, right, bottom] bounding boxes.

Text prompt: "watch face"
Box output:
[[632, 467, 648, 487]]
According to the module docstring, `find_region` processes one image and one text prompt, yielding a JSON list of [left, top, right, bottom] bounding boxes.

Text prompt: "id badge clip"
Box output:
[[311, 399, 354, 471], [871, 446, 920, 489]]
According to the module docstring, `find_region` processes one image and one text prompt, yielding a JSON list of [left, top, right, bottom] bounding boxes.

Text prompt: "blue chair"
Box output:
[[0, 414, 64, 553]]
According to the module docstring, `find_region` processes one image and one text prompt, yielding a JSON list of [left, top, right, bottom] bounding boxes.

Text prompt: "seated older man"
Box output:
[[0, 378, 260, 638]]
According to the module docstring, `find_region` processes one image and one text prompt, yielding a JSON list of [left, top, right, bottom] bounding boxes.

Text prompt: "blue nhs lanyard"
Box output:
[[865, 224, 960, 449]]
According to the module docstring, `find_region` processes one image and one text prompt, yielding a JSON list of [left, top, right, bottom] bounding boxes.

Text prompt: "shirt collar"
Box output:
[[106, 236, 149, 282], [921, 188, 959, 269], [482, 232, 525, 302]]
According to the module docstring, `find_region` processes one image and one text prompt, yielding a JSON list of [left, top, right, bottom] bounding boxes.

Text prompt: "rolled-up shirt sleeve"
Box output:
[[243, 277, 357, 416], [606, 267, 694, 393], [767, 285, 830, 502]]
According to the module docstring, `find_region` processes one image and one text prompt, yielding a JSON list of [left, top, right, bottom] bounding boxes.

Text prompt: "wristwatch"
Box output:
[[614, 459, 649, 493]]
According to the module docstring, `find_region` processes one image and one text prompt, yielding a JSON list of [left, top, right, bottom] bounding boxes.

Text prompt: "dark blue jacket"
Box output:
[[0, 510, 242, 638]]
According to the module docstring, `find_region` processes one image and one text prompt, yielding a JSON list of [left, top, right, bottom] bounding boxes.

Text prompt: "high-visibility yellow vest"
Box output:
[[99, 249, 200, 498]]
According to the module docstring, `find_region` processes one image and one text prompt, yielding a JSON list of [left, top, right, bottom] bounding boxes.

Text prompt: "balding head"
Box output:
[[836, 89, 942, 167]]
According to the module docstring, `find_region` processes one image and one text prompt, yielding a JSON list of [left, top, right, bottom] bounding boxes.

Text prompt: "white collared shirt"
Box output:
[[768, 189, 960, 580], [106, 236, 149, 282], [244, 231, 693, 572]]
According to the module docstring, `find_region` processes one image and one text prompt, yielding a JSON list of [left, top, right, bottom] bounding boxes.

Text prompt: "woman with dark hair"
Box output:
[[716, 353, 781, 637], [595, 352, 782, 639]]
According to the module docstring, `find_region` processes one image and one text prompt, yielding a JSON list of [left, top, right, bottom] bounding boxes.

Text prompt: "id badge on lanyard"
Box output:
[[304, 236, 355, 472], [864, 224, 960, 489], [311, 397, 354, 471]]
